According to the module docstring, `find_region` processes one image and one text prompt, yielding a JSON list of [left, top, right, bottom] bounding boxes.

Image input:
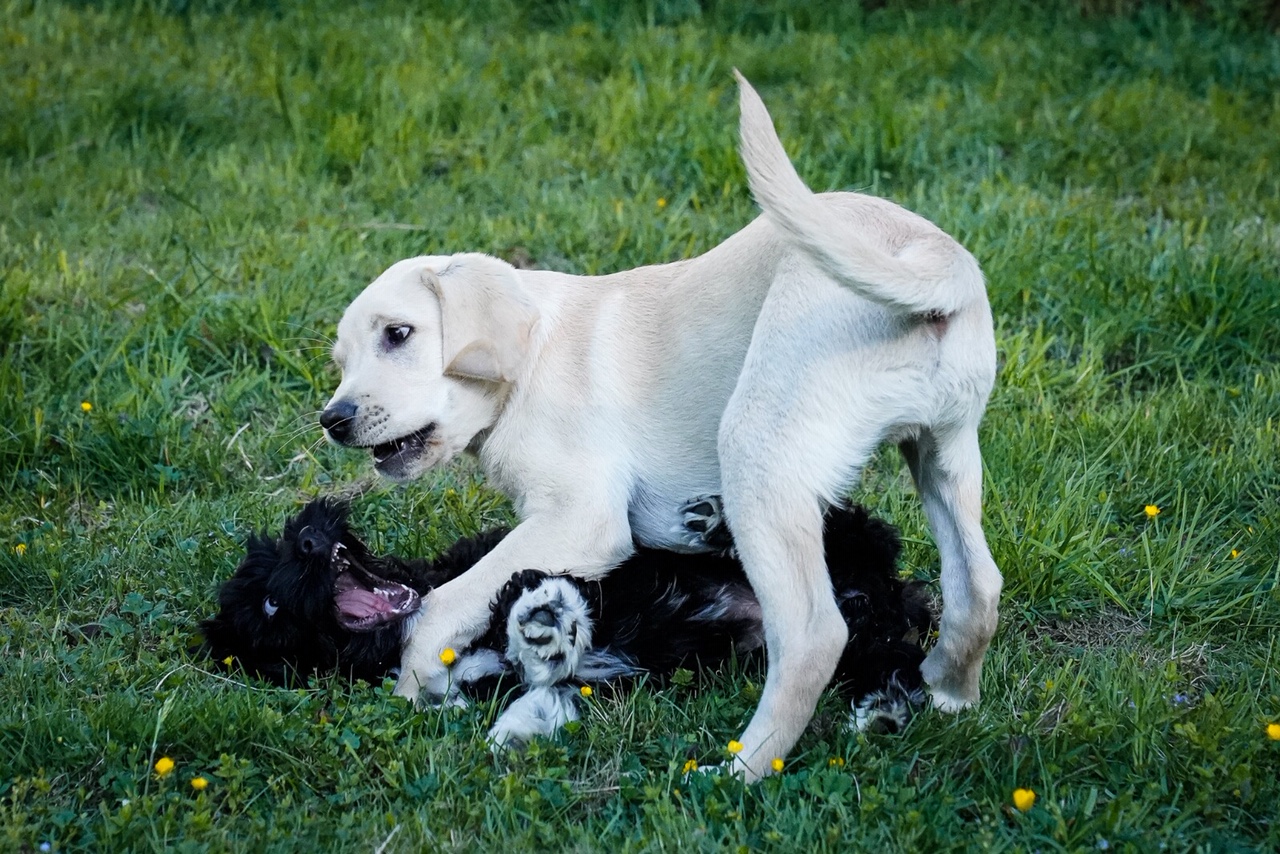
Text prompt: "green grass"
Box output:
[[2, 0, 1279, 849]]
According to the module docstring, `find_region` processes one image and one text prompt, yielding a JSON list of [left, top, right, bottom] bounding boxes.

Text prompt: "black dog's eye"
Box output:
[[384, 325, 413, 349], [263, 596, 279, 618]]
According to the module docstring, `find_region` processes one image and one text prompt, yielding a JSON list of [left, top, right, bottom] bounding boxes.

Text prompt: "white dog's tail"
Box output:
[[734, 70, 984, 317]]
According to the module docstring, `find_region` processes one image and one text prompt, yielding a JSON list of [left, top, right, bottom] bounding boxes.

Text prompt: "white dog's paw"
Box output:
[[506, 577, 593, 687], [674, 494, 736, 554], [393, 653, 455, 709], [849, 674, 927, 734], [487, 686, 580, 750], [921, 647, 982, 712]]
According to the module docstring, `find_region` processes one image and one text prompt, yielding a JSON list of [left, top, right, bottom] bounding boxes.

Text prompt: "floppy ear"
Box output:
[[421, 260, 539, 383]]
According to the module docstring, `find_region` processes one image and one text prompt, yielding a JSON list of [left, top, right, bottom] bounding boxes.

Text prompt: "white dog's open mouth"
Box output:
[[330, 543, 421, 631], [368, 423, 436, 473]]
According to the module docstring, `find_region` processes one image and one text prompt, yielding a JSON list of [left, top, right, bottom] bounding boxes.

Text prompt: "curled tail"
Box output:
[[734, 70, 984, 317]]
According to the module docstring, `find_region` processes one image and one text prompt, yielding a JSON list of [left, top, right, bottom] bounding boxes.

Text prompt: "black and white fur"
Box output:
[[202, 498, 932, 748]]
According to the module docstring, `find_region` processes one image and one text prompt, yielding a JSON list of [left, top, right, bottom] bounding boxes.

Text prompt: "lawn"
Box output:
[[2, 0, 1278, 850]]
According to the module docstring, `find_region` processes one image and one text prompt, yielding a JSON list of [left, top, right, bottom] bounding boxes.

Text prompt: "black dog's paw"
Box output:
[[505, 576, 593, 687], [675, 493, 735, 554], [487, 685, 581, 750], [850, 673, 927, 734]]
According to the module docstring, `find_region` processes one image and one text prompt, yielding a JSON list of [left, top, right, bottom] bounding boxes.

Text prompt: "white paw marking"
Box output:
[[506, 577, 592, 688], [850, 676, 926, 734], [487, 685, 580, 750]]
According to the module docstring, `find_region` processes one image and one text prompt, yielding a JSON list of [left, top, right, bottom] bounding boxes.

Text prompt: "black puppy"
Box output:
[[202, 498, 932, 744]]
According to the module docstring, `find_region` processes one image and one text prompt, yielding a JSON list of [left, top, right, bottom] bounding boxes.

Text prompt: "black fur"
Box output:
[[202, 499, 932, 717], [200, 499, 506, 684], [484, 503, 934, 699]]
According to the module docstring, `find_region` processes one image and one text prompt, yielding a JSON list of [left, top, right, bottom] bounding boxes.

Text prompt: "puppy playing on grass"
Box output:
[[201, 498, 932, 747], [320, 73, 1000, 779]]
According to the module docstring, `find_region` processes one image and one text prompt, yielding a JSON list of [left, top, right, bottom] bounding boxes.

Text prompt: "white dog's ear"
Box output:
[[421, 261, 539, 383]]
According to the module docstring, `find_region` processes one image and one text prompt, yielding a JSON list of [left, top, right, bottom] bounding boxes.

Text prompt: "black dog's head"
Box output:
[[200, 498, 421, 684]]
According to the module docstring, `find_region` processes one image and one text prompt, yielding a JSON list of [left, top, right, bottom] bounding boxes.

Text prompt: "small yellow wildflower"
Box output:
[[828, 757, 845, 768], [1230, 549, 1240, 559], [771, 757, 784, 773], [154, 757, 175, 777], [682, 758, 698, 774], [81, 401, 93, 412], [726, 740, 743, 755], [439, 647, 456, 666], [14, 544, 26, 556], [190, 776, 208, 792], [1267, 722, 1280, 741], [656, 197, 667, 209], [1012, 788, 1036, 812], [579, 685, 593, 698], [1144, 505, 1160, 518], [222, 656, 234, 666]]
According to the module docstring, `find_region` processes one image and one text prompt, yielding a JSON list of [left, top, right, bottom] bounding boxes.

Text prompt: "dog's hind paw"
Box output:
[[506, 576, 592, 687], [849, 673, 927, 734], [487, 685, 580, 750], [675, 493, 735, 554]]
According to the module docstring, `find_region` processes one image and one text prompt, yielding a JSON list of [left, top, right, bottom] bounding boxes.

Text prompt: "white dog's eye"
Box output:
[[384, 324, 413, 348], [263, 596, 279, 617]]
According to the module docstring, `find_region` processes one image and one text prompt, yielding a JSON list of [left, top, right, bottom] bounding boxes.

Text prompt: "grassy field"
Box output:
[[2, 0, 1279, 849]]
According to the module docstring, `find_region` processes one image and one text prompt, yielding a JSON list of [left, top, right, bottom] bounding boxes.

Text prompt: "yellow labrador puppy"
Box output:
[[322, 73, 1000, 781]]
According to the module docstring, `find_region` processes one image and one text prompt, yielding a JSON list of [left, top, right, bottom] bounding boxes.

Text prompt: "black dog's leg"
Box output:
[[486, 570, 596, 749], [833, 581, 935, 734], [676, 493, 736, 554]]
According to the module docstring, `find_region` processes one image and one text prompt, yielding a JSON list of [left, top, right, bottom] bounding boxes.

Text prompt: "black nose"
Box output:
[[320, 400, 358, 443], [297, 526, 328, 557]]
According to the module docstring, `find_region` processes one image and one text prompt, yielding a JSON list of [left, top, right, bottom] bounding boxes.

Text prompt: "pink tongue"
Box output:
[[336, 588, 395, 619]]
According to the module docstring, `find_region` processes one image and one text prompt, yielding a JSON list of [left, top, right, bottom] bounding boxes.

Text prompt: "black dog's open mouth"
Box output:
[[331, 543, 421, 631], [369, 424, 436, 472]]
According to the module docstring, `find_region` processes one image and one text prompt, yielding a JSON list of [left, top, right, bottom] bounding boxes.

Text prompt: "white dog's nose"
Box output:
[[320, 400, 359, 443]]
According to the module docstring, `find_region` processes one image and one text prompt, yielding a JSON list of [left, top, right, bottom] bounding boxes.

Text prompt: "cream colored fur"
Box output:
[[324, 72, 1001, 782]]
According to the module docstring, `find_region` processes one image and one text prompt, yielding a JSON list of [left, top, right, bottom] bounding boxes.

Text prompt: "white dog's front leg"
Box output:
[[393, 512, 632, 705]]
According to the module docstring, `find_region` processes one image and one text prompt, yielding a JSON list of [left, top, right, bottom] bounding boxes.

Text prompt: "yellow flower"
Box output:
[[1144, 504, 1160, 518], [726, 740, 743, 755], [1267, 722, 1280, 741], [190, 776, 208, 791], [579, 685, 593, 697], [682, 758, 698, 774], [439, 647, 456, 666], [656, 197, 667, 209], [828, 757, 845, 768], [80, 401, 92, 412], [222, 656, 234, 666], [14, 544, 26, 556], [771, 757, 784, 773], [1012, 788, 1036, 812], [154, 757, 175, 777], [1230, 549, 1240, 559]]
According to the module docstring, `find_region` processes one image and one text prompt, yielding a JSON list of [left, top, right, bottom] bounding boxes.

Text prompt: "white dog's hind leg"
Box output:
[[902, 427, 1002, 711], [716, 472, 852, 782]]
